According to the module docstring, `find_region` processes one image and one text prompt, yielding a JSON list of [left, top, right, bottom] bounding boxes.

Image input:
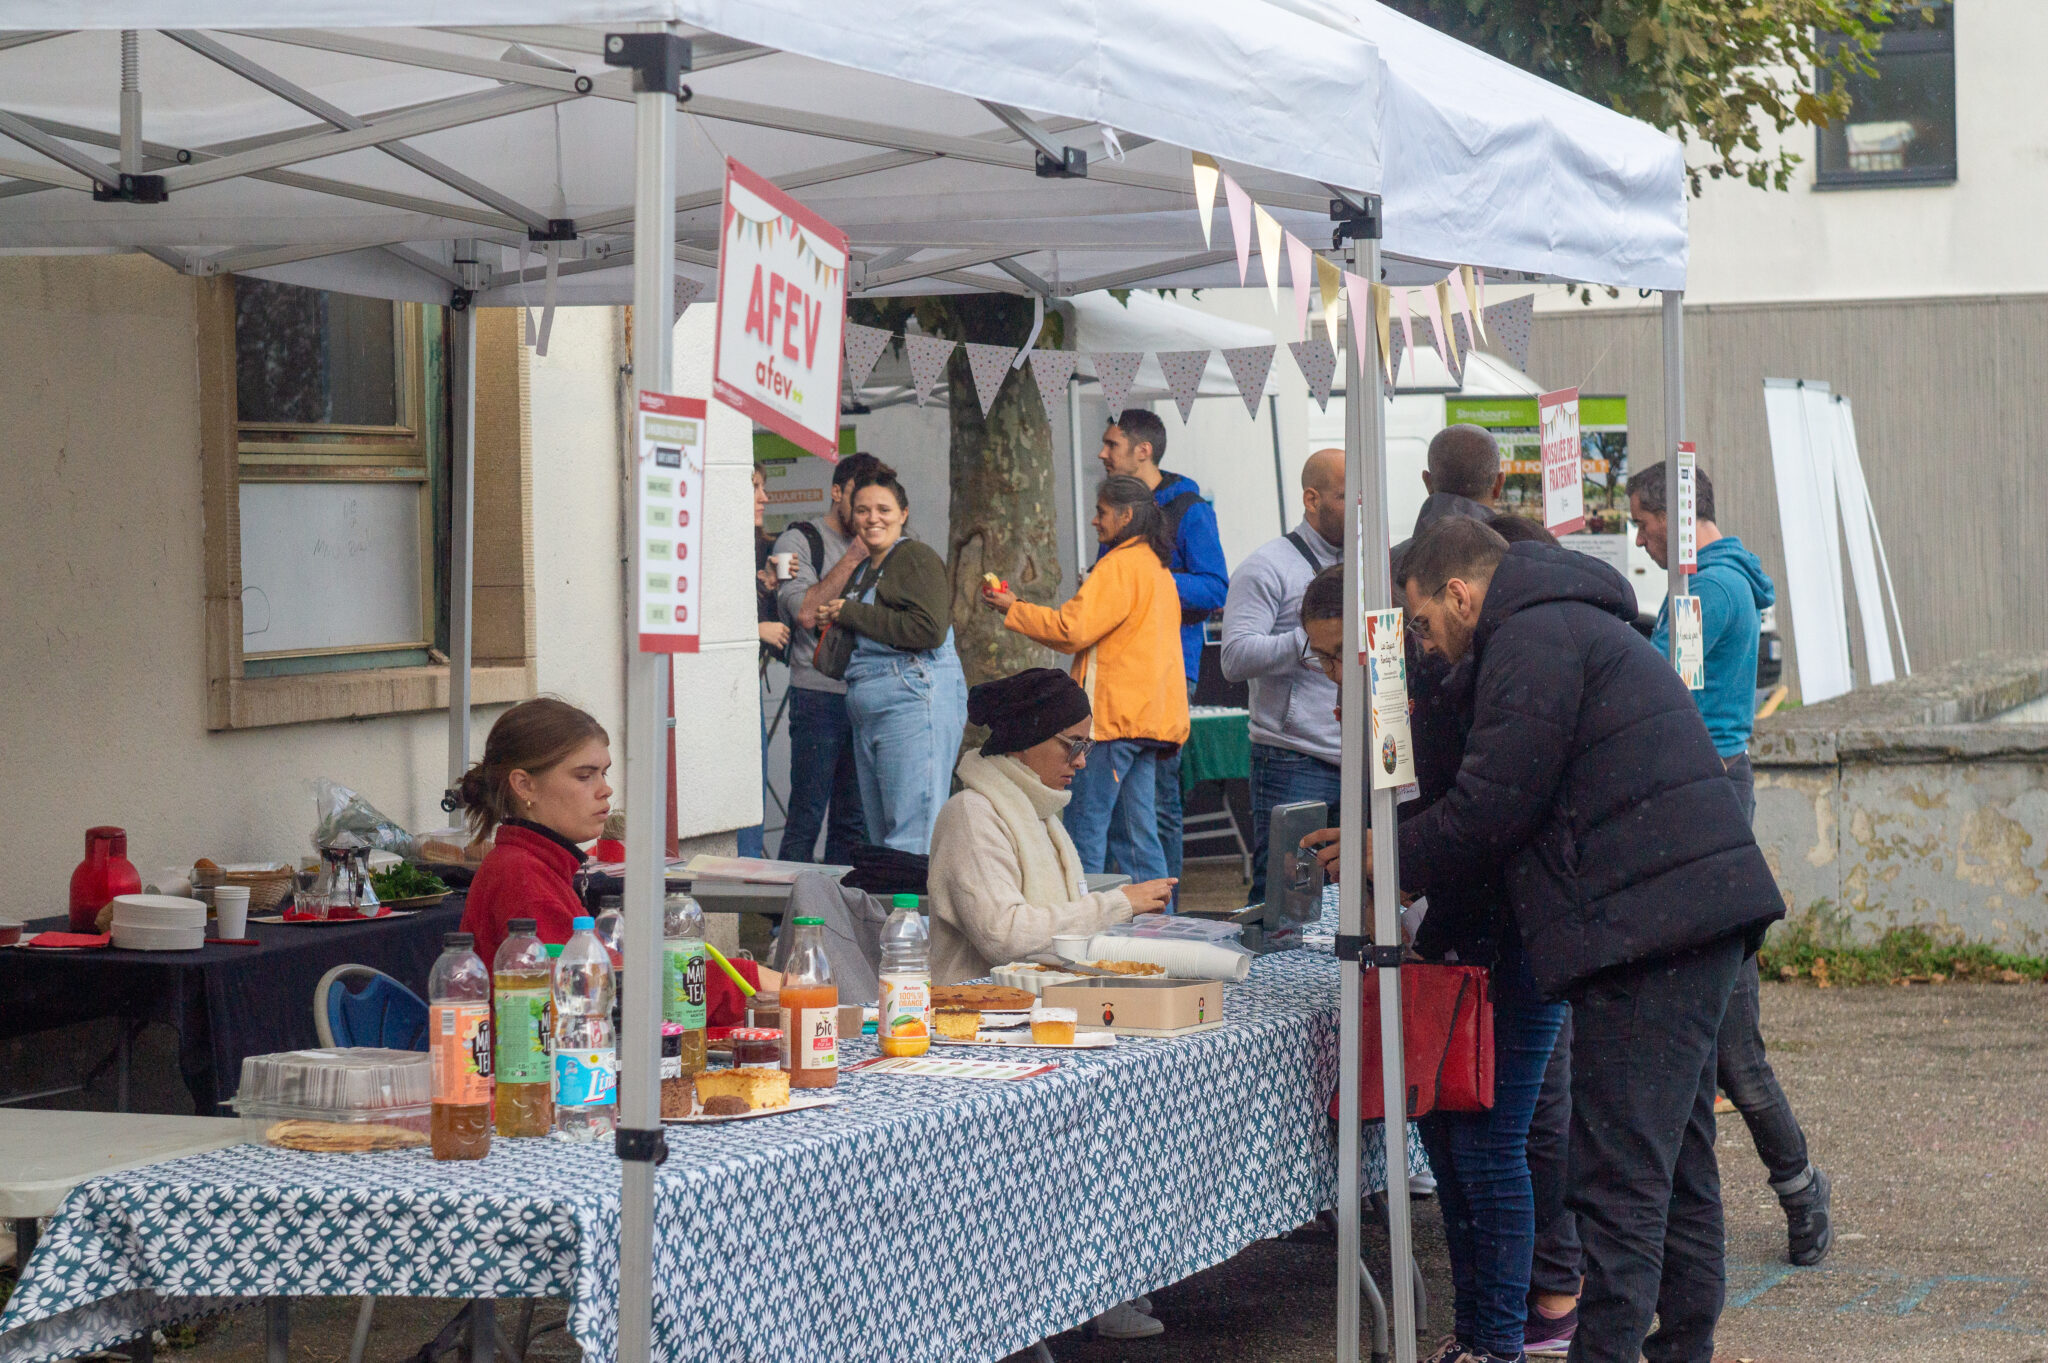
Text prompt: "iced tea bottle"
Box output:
[[429, 932, 493, 1159], [779, 916, 839, 1089], [661, 892, 708, 1077], [492, 918, 554, 1138]]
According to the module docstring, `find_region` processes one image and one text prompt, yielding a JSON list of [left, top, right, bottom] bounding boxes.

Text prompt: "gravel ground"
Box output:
[[30, 897, 2045, 1363]]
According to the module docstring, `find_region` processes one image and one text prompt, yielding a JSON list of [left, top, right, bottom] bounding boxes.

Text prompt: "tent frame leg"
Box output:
[[1660, 291, 1687, 617], [447, 241, 480, 788]]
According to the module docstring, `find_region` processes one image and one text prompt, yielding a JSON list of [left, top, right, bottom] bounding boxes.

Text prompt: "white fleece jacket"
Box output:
[[928, 750, 1135, 984]]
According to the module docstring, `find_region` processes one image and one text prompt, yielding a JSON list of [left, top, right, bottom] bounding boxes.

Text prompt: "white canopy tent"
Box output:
[[0, 6, 1691, 1361]]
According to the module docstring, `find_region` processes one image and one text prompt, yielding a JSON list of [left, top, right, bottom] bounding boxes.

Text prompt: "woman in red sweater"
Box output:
[[457, 699, 612, 967]]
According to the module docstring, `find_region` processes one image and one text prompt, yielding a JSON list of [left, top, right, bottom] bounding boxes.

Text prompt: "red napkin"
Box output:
[[26, 931, 112, 949]]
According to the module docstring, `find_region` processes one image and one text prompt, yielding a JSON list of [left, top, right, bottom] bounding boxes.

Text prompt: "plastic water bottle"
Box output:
[[551, 915, 617, 1141], [662, 892, 709, 1077], [492, 918, 553, 1138], [877, 894, 931, 1058], [428, 932, 493, 1160]]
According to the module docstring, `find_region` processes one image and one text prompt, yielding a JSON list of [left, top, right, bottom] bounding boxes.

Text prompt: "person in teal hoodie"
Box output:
[[1627, 460, 1834, 1268]]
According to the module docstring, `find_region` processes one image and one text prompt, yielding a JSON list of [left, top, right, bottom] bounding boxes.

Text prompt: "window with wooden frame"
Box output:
[[201, 280, 538, 730]]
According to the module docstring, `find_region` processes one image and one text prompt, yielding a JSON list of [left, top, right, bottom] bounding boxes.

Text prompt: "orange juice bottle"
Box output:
[[877, 894, 930, 1057], [779, 916, 839, 1089]]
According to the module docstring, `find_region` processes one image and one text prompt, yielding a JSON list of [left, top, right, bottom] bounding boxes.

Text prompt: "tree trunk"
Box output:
[[922, 298, 1062, 688]]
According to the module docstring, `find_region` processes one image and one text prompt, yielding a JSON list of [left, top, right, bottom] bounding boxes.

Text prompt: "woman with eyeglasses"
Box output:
[[982, 474, 1191, 881], [927, 668, 1177, 985]]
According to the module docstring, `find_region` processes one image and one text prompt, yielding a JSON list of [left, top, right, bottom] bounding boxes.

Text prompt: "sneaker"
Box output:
[[1089, 1302, 1163, 1340], [1132, 1295, 1152, 1313], [1422, 1337, 1470, 1363], [1523, 1302, 1577, 1357], [1782, 1166, 1834, 1266], [1409, 1168, 1438, 1199]]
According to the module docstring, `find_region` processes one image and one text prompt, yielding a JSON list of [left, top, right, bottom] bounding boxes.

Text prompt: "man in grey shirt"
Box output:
[[770, 452, 880, 864], [1220, 447, 1346, 905]]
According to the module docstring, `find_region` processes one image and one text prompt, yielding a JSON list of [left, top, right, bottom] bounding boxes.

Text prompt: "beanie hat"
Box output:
[[968, 668, 1092, 757]]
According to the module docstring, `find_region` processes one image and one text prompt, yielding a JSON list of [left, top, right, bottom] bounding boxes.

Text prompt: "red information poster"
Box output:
[[712, 158, 848, 460], [1538, 386, 1585, 536]]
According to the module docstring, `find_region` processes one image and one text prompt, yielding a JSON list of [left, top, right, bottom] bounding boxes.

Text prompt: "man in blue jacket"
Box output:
[[1098, 408, 1229, 885], [1629, 461, 1832, 1268]]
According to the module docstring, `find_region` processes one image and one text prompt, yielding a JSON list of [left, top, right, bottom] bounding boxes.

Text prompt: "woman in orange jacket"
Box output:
[[981, 475, 1190, 879]]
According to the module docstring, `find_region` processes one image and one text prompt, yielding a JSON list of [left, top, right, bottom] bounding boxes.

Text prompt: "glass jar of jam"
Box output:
[[730, 1027, 783, 1069]]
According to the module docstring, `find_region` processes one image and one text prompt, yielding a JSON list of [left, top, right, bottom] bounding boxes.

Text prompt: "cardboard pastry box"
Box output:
[[1041, 978, 1225, 1037]]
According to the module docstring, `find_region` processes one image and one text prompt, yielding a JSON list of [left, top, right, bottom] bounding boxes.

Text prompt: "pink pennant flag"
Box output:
[[962, 342, 1020, 420], [1222, 173, 1254, 285], [904, 333, 956, 407], [1156, 349, 1210, 422], [1220, 345, 1275, 418], [1342, 272, 1374, 380], [1254, 205, 1284, 310], [1392, 287, 1418, 384], [1287, 337, 1338, 412], [1028, 348, 1081, 426], [1191, 153, 1221, 249], [1286, 231, 1314, 343], [844, 322, 892, 393], [1091, 351, 1144, 417]]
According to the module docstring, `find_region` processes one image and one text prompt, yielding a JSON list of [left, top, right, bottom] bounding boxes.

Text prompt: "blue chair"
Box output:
[[314, 965, 429, 1050]]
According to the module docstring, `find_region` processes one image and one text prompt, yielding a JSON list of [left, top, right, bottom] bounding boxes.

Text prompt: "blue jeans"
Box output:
[[1246, 742, 1344, 907], [1064, 739, 1168, 881], [779, 687, 866, 865], [1154, 680, 1198, 884], [844, 652, 968, 855], [1416, 979, 1569, 1358]]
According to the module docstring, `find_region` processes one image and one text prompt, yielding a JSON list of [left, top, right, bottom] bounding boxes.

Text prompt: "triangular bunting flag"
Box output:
[[843, 322, 892, 393], [1388, 314, 1404, 388], [1092, 351, 1144, 417], [1343, 272, 1373, 381], [1372, 283, 1394, 388], [962, 342, 1019, 419], [904, 332, 956, 407], [1254, 205, 1284, 311], [1392, 287, 1417, 384], [1028, 348, 1081, 425], [1222, 174, 1253, 285], [1456, 266, 1482, 343], [1156, 349, 1210, 422], [1220, 345, 1275, 418], [1481, 294, 1533, 373], [1286, 231, 1314, 343], [1288, 338, 1338, 412], [1434, 279, 1462, 375], [672, 276, 703, 325], [1316, 256, 1344, 351], [1472, 267, 1488, 339], [1191, 153, 1221, 249]]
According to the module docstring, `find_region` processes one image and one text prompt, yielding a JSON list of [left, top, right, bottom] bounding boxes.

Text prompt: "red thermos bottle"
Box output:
[[70, 826, 141, 931]]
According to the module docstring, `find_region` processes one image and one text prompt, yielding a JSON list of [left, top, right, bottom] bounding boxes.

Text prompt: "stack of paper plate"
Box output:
[[109, 894, 207, 950]]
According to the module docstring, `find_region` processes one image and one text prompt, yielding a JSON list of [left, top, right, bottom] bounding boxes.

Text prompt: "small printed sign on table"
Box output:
[[1672, 594, 1705, 691], [633, 392, 706, 654], [1538, 387, 1584, 535]]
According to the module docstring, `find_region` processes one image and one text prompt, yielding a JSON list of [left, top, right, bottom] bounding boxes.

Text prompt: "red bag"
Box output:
[[1328, 963, 1495, 1121]]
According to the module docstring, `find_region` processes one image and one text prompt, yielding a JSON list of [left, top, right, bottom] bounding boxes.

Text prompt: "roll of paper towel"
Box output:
[[1084, 933, 1252, 982]]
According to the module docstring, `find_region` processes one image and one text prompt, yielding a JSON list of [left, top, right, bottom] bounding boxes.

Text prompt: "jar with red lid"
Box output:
[[729, 1028, 783, 1070]]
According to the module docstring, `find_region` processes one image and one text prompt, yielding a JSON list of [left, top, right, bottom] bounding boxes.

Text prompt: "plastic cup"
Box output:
[[213, 886, 250, 939], [770, 552, 796, 579]]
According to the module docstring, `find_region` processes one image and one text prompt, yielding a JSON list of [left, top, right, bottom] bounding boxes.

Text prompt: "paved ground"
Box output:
[[14, 866, 2044, 1362]]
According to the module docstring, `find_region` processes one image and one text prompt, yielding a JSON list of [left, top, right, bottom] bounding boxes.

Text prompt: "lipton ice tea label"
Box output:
[[431, 1003, 493, 1105]]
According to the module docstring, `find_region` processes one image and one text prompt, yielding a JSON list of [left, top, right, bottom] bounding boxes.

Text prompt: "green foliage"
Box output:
[[1379, 0, 1910, 193], [1759, 902, 2048, 986]]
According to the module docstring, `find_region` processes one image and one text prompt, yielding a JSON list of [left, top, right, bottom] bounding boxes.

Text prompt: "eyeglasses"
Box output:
[[1056, 734, 1096, 766]]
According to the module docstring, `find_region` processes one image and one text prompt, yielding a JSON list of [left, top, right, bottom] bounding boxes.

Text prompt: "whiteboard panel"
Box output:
[[1764, 379, 1853, 704], [240, 481, 425, 655]]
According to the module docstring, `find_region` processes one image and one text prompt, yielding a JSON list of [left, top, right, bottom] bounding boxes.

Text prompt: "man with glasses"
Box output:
[[1220, 447, 1347, 906]]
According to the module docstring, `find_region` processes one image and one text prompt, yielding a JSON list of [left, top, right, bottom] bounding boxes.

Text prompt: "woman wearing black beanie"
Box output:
[[926, 667, 1178, 985]]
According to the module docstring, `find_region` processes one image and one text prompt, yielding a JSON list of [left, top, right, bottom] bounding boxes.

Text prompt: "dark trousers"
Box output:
[[779, 686, 866, 865], [1155, 679, 1198, 885], [1565, 934, 1744, 1363], [1245, 743, 1344, 906], [1418, 989, 1569, 1356]]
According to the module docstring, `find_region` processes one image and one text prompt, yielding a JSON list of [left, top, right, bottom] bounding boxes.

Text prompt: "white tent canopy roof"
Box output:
[[0, 3, 1686, 304]]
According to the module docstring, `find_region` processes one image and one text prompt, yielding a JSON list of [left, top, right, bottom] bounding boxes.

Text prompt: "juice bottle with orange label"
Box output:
[[778, 916, 839, 1088], [877, 894, 930, 1057], [429, 932, 493, 1160]]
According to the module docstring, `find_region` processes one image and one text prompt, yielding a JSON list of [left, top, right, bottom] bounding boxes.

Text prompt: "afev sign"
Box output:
[[713, 158, 848, 461]]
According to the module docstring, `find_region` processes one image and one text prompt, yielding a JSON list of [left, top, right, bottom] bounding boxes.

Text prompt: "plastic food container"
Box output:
[[232, 1048, 433, 1147]]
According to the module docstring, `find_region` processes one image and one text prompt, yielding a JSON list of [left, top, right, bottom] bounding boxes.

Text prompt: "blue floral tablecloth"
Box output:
[[1, 929, 1422, 1363]]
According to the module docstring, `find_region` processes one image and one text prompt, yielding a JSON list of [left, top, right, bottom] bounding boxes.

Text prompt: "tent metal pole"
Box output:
[[1069, 376, 1088, 585], [1268, 392, 1287, 533], [617, 31, 678, 1363], [1661, 291, 1686, 616], [1342, 235, 1416, 1363], [446, 240, 480, 787]]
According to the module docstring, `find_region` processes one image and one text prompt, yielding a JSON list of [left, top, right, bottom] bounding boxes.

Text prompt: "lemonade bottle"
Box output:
[[779, 916, 839, 1089], [492, 918, 554, 1138], [877, 894, 931, 1057]]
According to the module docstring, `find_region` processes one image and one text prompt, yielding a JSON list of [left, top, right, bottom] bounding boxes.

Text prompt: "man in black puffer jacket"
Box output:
[[1386, 517, 1784, 1363]]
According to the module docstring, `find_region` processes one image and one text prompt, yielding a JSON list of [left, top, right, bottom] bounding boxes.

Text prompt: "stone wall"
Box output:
[[1754, 653, 2048, 949]]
